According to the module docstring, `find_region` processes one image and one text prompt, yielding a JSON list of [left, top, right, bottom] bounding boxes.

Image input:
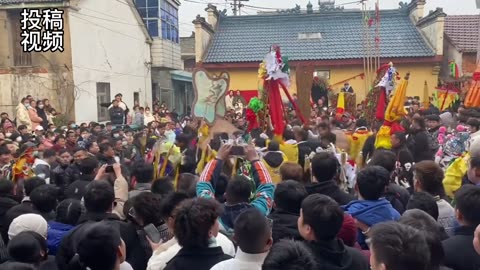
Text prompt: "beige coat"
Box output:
[[15, 103, 31, 130], [28, 108, 43, 130]]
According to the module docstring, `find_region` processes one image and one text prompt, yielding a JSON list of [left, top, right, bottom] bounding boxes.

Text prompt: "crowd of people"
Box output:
[[0, 91, 479, 270]]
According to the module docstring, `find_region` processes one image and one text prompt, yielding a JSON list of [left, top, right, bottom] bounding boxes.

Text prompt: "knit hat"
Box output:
[[8, 214, 48, 240]]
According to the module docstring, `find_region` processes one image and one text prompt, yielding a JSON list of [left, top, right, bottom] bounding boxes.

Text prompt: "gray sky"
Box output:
[[178, 0, 479, 36]]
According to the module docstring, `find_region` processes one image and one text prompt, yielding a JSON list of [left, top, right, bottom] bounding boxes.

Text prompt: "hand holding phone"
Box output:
[[144, 223, 162, 244]]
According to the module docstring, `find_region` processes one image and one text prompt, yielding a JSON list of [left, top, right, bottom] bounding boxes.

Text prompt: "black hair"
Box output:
[[455, 185, 480, 226], [7, 231, 47, 264], [159, 192, 189, 219], [392, 132, 407, 144], [369, 149, 396, 173], [356, 166, 389, 200], [406, 192, 439, 220], [24, 177, 46, 196], [412, 115, 426, 130], [174, 198, 223, 249], [467, 118, 480, 131], [414, 161, 446, 198], [370, 222, 430, 270], [470, 156, 480, 169], [151, 178, 174, 197], [262, 240, 317, 270], [283, 129, 295, 141], [17, 125, 27, 131], [30, 184, 58, 213], [53, 135, 65, 144], [311, 152, 338, 182], [132, 192, 163, 226], [274, 180, 307, 213], [175, 133, 190, 147], [425, 114, 441, 122], [300, 194, 344, 241], [226, 175, 252, 204], [399, 209, 447, 268], [72, 147, 86, 155], [78, 156, 98, 175], [84, 181, 115, 214], [0, 145, 11, 155], [268, 140, 280, 152], [294, 129, 308, 142], [75, 222, 121, 270], [0, 179, 14, 195], [214, 174, 229, 203], [356, 118, 368, 128], [99, 143, 113, 154], [56, 199, 83, 226], [132, 162, 154, 184], [234, 208, 271, 254], [177, 173, 198, 198]]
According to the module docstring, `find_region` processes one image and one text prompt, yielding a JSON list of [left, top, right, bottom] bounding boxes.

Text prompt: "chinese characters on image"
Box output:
[[20, 8, 64, 53]]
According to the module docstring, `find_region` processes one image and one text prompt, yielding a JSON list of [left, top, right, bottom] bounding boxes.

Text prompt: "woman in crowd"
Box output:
[[27, 100, 43, 131]]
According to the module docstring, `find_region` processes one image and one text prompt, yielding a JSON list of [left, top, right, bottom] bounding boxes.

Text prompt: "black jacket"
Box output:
[[268, 209, 302, 243], [442, 226, 480, 270], [164, 246, 232, 270], [64, 174, 95, 200], [306, 181, 355, 206], [109, 106, 124, 125], [50, 164, 70, 200], [0, 195, 18, 235], [407, 130, 433, 162], [306, 239, 369, 270], [1, 201, 39, 244]]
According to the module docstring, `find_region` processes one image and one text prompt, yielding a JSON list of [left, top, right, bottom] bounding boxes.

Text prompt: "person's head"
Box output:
[[474, 224, 480, 255], [317, 122, 331, 137], [234, 208, 273, 254], [0, 179, 14, 196], [425, 114, 441, 129], [24, 177, 46, 197], [18, 125, 28, 135], [356, 166, 389, 200], [8, 214, 48, 240], [112, 138, 123, 152], [293, 128, 308, 142], [225, 175, 252, 204], [99, 143, 115, 158], [54, 135, 66, 147], [132, 163, 153, 184], [115, 93, 122, 102], [274, 180, 307, 214], [7, 231, 48, 265], [267, 140, 280, 152], [467, 118, 480, 133], [112, 100, 119, 108], [78, 156, 99, 176], [84, 181, 115, 214], [130, 192, 162, 227], [86, 141, 100, 155], [370, 222, 430, 270], [0, 112, 8, 120], [55, 199, 83, 226], [0, 145, 12, 164], [58, 149, 72, 166], [455, 185, 480, 227], [399, 209, 446, 269], [406, 192, 439, 220], [173, 198, 223, 248], [390, 132, 407, 149], [151, 178, 175, 197], [311, 152, 339, 183], [80, 128, 90, 140], [66, 131, 77, 143], [410, 115, 426, 132], [413, 161, 445, 197], [298, 194, 344, 242], [368, 150, 396, 174], [72, 148, 88, 164], [29, 100, 36, 108], [262, 240, 317, 270], [106, 122, 113, 131], [279, 162, 304, 183], [160, 192, 189, 232], [42, 148, 56, 165], [467, 156, 480, 185], [30, 184, 58, 213], [177, 173, 198, 198], [75, 222, 126, 270]]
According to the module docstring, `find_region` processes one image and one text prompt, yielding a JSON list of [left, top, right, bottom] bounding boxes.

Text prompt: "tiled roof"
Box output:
[[204, 9, 436, 63], [445, 15, 480, 53], [0, 0, 63, 3]]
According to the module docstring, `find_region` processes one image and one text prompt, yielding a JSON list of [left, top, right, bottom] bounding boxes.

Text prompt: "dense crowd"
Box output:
[[0, 92, 479, 270]]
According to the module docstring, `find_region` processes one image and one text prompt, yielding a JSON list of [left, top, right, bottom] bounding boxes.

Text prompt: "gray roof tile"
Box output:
[[204, 9, 435, 63], [445, 15, 479, 53]]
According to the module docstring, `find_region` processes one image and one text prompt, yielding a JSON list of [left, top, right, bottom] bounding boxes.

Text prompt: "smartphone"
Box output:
[[230, 145, 246, 156], [144, 223, 161, 243], [105, 165, 114, 173]]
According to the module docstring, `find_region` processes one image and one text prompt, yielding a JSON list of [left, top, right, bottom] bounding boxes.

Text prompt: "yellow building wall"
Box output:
[[207, 62, 439, 104]]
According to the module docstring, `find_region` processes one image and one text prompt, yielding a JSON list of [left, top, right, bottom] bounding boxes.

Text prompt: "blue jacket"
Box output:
[[342, 199, 400, 249], [47, 221, 75, 255]]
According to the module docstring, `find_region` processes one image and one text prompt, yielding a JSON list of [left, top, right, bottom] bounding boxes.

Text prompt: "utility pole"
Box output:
[[231, 0, 249, 16]]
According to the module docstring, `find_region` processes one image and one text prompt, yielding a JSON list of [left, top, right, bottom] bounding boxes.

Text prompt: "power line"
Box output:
[[70, 14, 145, 41]]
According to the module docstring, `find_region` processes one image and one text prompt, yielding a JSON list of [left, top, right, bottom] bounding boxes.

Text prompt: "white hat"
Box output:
[[35, 126, 44, 131], [8, 213, 48, 240]]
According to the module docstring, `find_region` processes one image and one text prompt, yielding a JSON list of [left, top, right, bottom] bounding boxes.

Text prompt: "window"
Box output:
[[96, 82, 111, 122], [314, 70, 330, 79], [133, 92, 140, 106], [161, 0, 179, 43], [135, 0, 159, 37], [9, 10, 32, 66]]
